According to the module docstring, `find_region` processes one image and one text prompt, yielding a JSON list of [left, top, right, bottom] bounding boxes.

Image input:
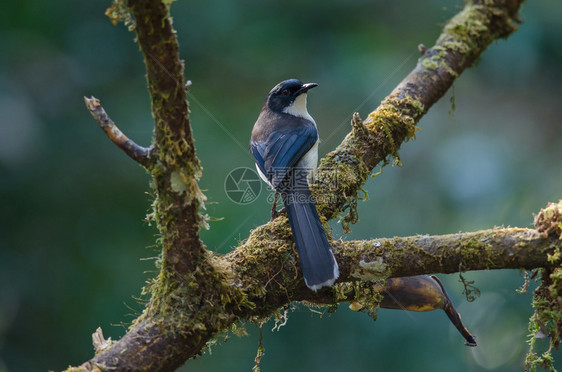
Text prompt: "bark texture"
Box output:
[[66, 1, 550, 371]]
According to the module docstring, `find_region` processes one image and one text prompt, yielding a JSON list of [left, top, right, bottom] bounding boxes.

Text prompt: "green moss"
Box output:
[[229, 219, 302, 312], [526, 201, 562, 371], [318, 94, 423, 230], [105, 0, 135, 30], [126, 246, 258, 359], [352, 281, 384, 320], [169, 170, 188, 194], [420, 4, 517, 79], [316, 144, 370, 232], [434, 3, 519, 75], [455, 235, 496, 269], [312, 90, 423, 232], [384, 93, 423, 143], [351, 258, 389, 282], [422, 58, 439, 71], [535, 200, 562, 239], [526, 268, 562, 372], [438, 5, 491, 53], [63, 364, 107, 372], [252, 328, 265, 372]]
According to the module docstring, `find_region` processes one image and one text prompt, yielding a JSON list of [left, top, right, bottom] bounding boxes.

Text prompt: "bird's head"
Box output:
[[265, 79, 318, 119]]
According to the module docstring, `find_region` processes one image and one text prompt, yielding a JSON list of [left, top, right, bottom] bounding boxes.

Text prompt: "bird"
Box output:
[[249, 79, 339, 291]]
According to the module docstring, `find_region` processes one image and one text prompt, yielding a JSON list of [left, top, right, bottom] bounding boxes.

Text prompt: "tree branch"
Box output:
[[127, 0, 206, 276], [225, 225, 558, 308], [313, 0, 523, 221], [78, 1, 214, 369], [70, 0, 535, 371], [84, 96, 152, 167], [75, 221, 562, 371]]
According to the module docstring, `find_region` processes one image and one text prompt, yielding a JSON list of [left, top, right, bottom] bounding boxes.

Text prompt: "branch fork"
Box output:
[[71, 0, 543, 371]]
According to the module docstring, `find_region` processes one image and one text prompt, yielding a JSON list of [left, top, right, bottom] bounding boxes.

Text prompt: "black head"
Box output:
[[265, 79, 318, 114]]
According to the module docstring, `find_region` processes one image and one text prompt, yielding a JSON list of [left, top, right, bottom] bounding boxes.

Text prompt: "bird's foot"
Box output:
[[270, 207, 286, 221]]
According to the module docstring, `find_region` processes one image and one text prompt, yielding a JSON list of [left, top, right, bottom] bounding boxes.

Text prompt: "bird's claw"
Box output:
[[270, 206, 286, 221]]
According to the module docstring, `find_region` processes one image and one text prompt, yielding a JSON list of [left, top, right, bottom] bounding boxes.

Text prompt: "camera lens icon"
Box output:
[[224, 167, 262, 204]]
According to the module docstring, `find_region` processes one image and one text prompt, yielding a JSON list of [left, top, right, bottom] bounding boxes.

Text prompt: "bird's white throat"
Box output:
[[282, 94, 316, 124]]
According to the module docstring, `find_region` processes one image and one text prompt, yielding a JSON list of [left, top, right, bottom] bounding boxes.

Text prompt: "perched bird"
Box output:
[[249, 79, 339, 291]]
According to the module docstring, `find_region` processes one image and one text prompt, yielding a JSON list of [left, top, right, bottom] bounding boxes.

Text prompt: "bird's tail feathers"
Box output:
[[282, 187, 339, 291]]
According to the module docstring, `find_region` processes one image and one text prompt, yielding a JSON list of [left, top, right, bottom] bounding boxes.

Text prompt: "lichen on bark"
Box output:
[[68, 0, 562, 371], [526, 201, 562, 371]]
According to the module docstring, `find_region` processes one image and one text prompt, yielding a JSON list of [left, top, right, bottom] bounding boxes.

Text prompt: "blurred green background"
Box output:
[[1, 0, 561, 371]]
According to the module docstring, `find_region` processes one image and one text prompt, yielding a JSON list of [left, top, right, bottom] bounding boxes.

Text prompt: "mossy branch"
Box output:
[[220, 219, 561, 308], [111, 0, 207, 280], [71, 0, 534, 371], [75, 215, 562, 371], [314, 0, 523, 221]]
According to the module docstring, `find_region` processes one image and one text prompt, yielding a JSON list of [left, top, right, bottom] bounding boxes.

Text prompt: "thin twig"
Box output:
[[84, 96, 151, 167]]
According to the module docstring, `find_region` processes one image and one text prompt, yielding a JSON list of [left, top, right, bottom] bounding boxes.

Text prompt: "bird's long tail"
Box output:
[[281, 173, 339, 291]]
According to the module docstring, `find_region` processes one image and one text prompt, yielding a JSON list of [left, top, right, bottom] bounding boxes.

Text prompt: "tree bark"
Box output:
[[223, 226, 559, 306], [66, 1, 549, 371]]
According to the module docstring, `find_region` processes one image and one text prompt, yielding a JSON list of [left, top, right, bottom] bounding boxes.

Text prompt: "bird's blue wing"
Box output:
[[250, 141, 267, 179], [253, 124, 317, 189]]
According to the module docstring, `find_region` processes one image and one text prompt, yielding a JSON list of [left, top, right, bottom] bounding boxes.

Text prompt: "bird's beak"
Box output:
[[296, 83, 318, 95]]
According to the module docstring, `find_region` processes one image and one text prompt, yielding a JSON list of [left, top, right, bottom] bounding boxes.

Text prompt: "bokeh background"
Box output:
[[1, 0, 561, 371]]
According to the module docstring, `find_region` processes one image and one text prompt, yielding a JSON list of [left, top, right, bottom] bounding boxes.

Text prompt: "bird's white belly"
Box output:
[[296, 140, 318, 184]]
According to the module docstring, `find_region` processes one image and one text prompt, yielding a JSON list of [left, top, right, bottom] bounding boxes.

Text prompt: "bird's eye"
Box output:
[[282, 89, 289, 96]]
